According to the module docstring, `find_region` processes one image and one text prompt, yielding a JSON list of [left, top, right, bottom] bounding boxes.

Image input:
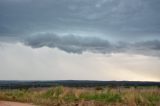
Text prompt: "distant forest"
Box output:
[[0, 80, 160, 89]]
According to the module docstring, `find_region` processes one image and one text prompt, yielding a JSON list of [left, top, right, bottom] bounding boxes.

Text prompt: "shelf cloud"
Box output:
[[23, 33, 160, 57]]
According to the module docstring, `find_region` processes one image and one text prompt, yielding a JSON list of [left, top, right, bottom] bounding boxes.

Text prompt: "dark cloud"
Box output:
[[25, 33, 112, 54], [0, 0, 160, 40], [24, 33, 160, 57], [0, 0, 160, 56]]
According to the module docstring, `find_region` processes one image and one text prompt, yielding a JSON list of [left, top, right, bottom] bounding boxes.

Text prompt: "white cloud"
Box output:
[[0, 42, 159, 81]]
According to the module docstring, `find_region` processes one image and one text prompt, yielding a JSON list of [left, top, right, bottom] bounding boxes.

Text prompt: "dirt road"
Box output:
[[0, 101, 36, 106]]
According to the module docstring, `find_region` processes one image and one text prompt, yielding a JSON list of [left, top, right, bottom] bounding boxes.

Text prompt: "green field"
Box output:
[[0, 86, 160, 106]]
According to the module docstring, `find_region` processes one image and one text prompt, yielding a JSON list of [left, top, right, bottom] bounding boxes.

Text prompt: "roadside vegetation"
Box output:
[[0, 86, 160, 106]]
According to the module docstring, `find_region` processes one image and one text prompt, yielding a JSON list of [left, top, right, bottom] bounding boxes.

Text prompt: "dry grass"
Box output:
[[0, 86, 160, 106]]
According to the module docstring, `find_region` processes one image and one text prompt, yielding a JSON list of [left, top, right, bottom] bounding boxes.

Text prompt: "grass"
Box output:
[[79, 92, 122, 102], [0, 86, 160, 106]]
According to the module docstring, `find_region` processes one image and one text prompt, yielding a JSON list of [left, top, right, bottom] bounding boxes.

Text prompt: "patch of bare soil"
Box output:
[[0, 101, 36, 106]]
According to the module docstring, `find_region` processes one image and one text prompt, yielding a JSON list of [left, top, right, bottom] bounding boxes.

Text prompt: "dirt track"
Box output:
[[0, 101, 36, 106]]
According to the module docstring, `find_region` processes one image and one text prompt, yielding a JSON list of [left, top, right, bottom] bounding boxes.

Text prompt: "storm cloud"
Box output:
[[22, 33, 160, 57], [0, 0, 160, 57], [0, 0, 160, 39]]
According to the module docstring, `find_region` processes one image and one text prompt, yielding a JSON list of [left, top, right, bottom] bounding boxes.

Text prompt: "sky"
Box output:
[[0, 0, 160, 81]]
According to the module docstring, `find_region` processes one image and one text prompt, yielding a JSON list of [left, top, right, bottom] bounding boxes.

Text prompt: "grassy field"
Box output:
[[0, 86, 160, 106]]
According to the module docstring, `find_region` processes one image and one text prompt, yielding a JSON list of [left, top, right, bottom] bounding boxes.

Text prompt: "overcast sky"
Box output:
[[0, 0, 160, 81]]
